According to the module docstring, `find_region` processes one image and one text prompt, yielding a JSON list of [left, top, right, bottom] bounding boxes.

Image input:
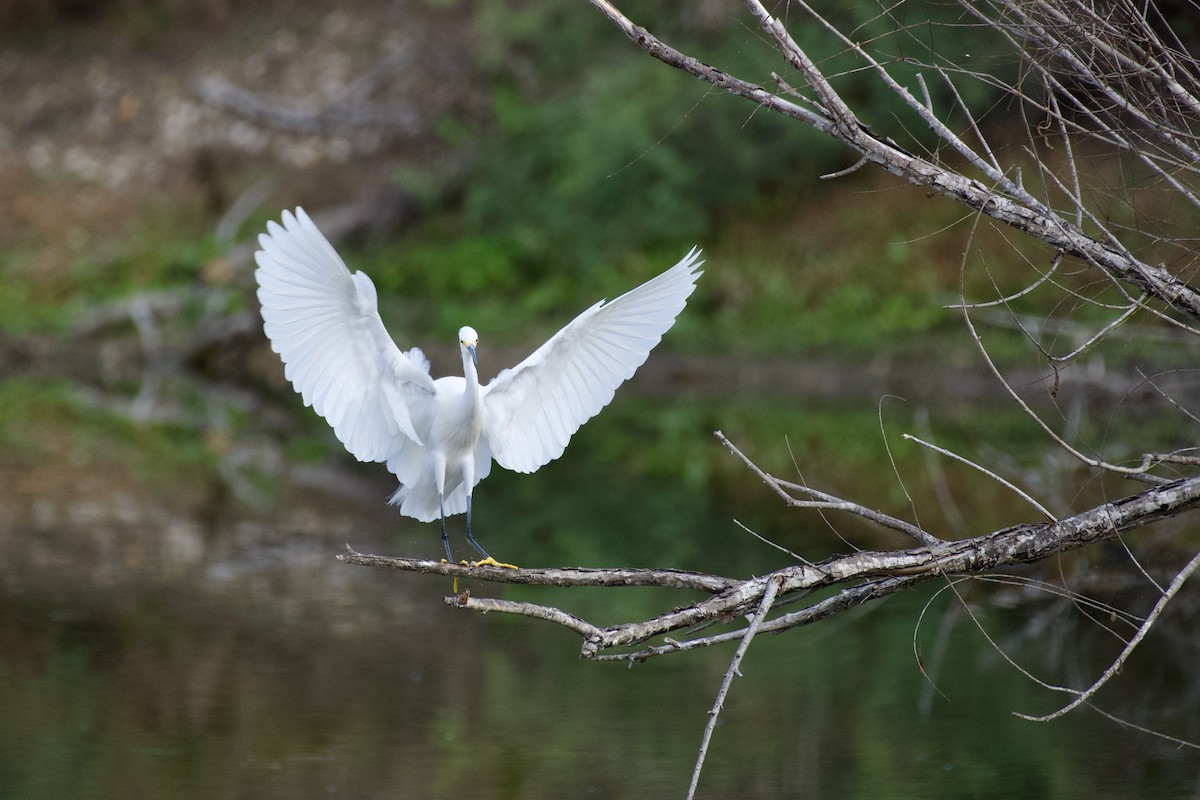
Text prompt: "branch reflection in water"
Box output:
[[0, 374, 1197, 797]]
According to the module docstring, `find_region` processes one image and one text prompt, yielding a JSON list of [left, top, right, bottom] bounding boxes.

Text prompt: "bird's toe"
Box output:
[[470, 556, 519, 570]]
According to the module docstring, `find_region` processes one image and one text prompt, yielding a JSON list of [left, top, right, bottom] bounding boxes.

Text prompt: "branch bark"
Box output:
[[331, 3, 1200, 779], [336, 547, 739, 593], [586, 0, 1200, 324], [341, 469, 1200, 659]]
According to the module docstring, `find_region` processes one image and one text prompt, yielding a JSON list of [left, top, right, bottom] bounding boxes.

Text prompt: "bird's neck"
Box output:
[[460, 351, 482, 413]]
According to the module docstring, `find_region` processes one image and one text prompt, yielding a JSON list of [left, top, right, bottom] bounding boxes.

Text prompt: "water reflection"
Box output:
[[1, 375, 1197, 798]]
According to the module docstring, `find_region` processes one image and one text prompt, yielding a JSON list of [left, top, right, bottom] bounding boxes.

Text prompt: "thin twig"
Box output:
[[879, 395, 927, 537], [820, 154, 870, 179], [733, 518, 812, 564], [901, 433, 1057, 521], [1087, 703, 1200, 751], [687, 576, 780, 800], [590, 0, 1200, 321], [946, 251, 1063, 311], [716, 430, 943, 546], [1046, 299, 1145, 364], [914, 407, 968, 536], [952, 215, 1171, 485], [1135, 368, 1200, 426], [1016, 548, 1200, 722]]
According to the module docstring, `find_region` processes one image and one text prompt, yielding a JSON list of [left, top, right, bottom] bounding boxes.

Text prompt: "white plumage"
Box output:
[[254, 207, 703, 560]]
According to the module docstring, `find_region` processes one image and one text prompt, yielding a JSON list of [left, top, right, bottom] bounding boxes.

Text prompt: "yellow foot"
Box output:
[[470, 556, 519, 570]]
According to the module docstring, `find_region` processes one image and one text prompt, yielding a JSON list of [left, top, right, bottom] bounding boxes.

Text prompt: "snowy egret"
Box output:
[[254, 208, 703, 563]]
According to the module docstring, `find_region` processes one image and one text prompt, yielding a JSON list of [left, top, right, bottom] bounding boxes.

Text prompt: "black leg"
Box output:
[[465, 493, 491, 559], [439, 496, 453, 562]]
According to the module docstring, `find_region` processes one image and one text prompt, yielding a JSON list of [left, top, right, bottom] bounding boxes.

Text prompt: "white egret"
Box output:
[[254, 208, 703, 563]]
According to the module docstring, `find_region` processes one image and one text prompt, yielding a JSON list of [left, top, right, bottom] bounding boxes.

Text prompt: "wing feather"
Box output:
[[482, 247, 703, 473], [254, 207, 435, 463]]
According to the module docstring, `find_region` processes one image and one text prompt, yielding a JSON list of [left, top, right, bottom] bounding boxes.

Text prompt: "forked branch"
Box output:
[[339, 441, 1200, 661], [586, 0, 1200, 323]]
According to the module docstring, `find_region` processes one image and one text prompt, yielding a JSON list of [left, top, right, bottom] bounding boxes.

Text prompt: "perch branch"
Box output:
[[337, 546, 739, 593], [340, 469, 1200, 659]]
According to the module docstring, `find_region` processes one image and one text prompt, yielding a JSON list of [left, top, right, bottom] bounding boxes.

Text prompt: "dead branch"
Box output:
[[192, 48, 423, 137], [688, 574, 780, 800], [586, 0, 1200, 323], [445, 595, 602, 639], [716, 430, 944, 546], [340, 443, 1200, 660], [1016, 547, 1200, 722], [337, 546, 739, 593]]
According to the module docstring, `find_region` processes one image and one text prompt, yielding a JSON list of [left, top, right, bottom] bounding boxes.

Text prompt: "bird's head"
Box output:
[[458, 326, 479, 366]]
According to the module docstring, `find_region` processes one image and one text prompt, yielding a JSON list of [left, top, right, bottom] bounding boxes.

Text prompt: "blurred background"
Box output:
[[1, 0, 1198, 797]]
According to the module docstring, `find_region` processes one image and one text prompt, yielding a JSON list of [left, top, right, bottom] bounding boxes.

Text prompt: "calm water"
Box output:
[[0, 377, 1197, 799]]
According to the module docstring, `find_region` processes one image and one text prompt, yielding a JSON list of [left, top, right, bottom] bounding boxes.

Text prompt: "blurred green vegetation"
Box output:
[[0, 1, 1192, 518], [457, 0, 1007, 260], [4, 0, 1185, 369], [351, 0, 1037, 353], [0, 378, 218, 492], [0, 4, 1197, 797], [0, 194, 221, 335]]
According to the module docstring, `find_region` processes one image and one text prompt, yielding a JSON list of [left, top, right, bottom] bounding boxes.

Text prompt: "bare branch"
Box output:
[[341, 472, 1200, 659], [960, 290, 1171, 483], [337, 546, 739, 593], [584, 0, 834, 132], [445, 594, 602, 639], [901, 433, 1057, 521], [587, 0, 1200, 321], [1016, 548, 1200, 722], [1136, 369, 1200, 426], [687, 575, 780, 800], [715, 430, 944, 546]]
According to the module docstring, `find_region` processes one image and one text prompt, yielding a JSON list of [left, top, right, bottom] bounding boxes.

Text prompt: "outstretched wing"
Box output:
[[482, 247, 703, 473], [254, 207, 435, 463]]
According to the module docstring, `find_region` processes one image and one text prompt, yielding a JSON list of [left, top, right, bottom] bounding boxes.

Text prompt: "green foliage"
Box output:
[[0, 378, 221, 488], [450, 0, 1010, 270], [460, 6, 775, 263], [781, 284, 946, 349], [0, 199, 219, 336], [73, 212, 217, 299], [0, 379, 75, 452], [351, 0, 1017, 353], [0, 273, 66, 334]]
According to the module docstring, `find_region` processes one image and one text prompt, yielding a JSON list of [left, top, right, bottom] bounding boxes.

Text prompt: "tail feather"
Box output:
[[388, 475, 469, 521]]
